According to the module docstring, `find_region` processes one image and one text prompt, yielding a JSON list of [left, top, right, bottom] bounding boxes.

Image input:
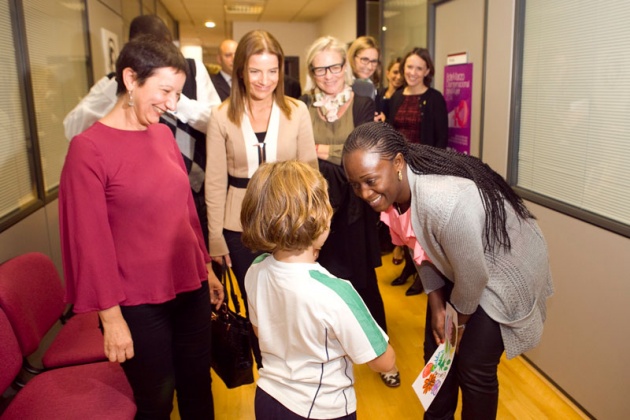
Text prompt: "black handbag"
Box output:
[[210, 260, 255, 388]]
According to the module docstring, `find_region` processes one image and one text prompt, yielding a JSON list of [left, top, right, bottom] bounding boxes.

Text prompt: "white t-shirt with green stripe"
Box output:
[[245, 253, 389, 419]]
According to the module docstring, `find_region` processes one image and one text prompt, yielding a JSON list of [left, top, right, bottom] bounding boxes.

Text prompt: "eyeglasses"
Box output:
[[311, 61, 345, 77], [357, 56, 380, 66]]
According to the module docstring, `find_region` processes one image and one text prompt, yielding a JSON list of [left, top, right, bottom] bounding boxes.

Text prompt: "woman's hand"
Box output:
[[207, 263, 225, 309], [212, 254, 231, 267], [455, 324, 465, 353], [427, 288, 447, 345], [98, 306, 134, 363], [315, 144, 330, 160], [455, 313, 471, 354], [374, 112, 386, 122]]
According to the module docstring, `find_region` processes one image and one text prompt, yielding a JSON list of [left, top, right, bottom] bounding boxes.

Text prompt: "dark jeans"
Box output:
[[224, 229, 263, 367], [255, 387, 357, 420], [423, 285, 504, 420], [119, 281, 214, 420]]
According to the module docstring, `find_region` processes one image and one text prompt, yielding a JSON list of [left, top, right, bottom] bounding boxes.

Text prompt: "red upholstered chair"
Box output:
[[0, 253, 105, 370], [0, 308, 136, 419]]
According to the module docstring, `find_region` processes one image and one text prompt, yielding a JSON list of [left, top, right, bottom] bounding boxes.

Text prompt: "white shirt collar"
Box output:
[[220, 70, 232, 86]]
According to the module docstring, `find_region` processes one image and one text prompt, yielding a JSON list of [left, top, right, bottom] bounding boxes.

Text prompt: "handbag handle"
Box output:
[[221, 257, 243, 315]]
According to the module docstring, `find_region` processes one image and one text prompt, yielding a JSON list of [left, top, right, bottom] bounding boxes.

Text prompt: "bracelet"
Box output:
[[457, 323, 466, 330]]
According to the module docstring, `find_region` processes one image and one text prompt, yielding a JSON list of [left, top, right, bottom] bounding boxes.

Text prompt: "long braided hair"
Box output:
[[344, 122, 534, 253]]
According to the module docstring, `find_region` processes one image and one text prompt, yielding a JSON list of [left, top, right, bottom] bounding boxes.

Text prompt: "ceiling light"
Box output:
[[224, 0, 265, 15], [205, 21, 216, 28]]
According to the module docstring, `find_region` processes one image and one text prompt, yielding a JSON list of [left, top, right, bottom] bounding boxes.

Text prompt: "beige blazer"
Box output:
[[205, 98, 317, 257]]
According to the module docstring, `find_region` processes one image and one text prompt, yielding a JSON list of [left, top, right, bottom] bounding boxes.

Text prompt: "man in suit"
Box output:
[[211, 39, 238, 102]]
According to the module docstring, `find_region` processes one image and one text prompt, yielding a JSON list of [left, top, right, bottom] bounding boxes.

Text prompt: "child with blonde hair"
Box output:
[[241, 160, 396, 420]]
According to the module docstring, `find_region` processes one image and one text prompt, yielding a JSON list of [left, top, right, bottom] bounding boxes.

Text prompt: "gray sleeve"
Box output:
[[438, 186, 490, 315]]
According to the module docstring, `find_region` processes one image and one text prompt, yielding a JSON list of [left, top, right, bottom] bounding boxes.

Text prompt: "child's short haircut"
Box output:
[[241, 160, 333, 253]]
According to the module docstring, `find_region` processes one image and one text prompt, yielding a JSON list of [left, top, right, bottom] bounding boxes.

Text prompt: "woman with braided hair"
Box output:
[[342, 122, 553, 420]]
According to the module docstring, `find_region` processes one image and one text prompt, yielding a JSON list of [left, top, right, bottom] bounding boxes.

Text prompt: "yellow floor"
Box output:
[[173, 252, 587, 419]]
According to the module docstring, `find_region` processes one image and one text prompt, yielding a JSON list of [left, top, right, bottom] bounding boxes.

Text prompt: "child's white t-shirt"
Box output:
[[245, 253, 389, 419]]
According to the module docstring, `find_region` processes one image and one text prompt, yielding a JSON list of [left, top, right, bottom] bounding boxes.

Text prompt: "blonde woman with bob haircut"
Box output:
[[206, 30, 317, 369], [241, 160, 396, 420]]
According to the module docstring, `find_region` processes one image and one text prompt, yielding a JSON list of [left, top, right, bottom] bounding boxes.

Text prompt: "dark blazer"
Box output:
[[210, 72, 231, 102], [388, 87, 448, 149], [284, 75, 302, 99]]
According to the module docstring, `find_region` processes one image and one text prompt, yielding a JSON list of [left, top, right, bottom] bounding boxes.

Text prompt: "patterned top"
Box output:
[[393, 94, 423, 143]]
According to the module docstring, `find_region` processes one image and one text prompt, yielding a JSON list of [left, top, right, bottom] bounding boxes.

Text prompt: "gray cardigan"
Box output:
[[408, 168, 553, 358]]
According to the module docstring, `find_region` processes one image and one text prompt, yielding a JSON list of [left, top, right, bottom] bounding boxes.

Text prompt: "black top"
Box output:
[[387, 87, 448, 149], [284, 75, 302, 99]]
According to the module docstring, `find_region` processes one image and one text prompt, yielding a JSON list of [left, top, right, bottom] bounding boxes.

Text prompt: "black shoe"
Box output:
[[392, 263, 415, 286], [391, 274, 409, 286], [405, 275, 423, 296]]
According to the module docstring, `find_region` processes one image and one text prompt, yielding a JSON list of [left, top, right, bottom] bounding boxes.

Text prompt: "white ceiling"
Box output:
[[160, 0, 343, 53]]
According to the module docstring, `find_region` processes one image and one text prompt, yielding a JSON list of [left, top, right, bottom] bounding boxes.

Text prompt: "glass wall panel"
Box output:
[[0, 0, 36, 221], [23, 0, 89, 193]]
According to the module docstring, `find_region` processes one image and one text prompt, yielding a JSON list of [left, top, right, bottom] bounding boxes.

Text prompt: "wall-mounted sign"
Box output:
[[446, 52, 468, 65], [444, 63, 472, 154]]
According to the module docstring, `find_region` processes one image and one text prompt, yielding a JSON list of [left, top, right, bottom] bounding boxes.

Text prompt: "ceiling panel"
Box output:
[[160, 0, 343, 52]]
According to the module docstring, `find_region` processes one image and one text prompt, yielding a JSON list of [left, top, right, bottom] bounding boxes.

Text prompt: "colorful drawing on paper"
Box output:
[[412, 303, 458, 411]]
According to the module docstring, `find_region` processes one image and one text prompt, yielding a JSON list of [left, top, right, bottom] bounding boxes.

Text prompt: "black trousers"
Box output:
[[423, 284, 504, 420], [119, 281, 214, 420], [255, 387, 357, 420]]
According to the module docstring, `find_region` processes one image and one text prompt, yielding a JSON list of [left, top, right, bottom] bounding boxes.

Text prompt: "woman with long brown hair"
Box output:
[[205, 30, 317, 367]]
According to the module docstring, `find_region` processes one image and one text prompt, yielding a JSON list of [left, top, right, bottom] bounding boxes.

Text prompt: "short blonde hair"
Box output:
[[241, 161, 333, 253]]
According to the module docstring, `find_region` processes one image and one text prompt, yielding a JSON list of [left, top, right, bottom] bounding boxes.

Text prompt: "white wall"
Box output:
[[434, 0, 484, 157], [318, 0, 357, 45]]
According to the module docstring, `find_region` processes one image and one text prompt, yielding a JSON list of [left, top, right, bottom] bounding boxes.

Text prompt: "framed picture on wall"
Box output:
[[101, 28, 120, 76]]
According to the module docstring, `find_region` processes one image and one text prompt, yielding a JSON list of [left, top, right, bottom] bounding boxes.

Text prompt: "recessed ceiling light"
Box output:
[[205, 21, 216, 28]]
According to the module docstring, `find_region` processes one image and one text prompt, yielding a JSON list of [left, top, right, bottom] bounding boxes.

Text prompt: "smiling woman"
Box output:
[[342, 121, 553, 419], [205, 29, 318, 370], [58, 35, 225, 419]]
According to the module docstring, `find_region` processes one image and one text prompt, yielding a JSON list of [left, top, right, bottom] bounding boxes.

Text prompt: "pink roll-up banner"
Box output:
[[444, 63, 473, 155]]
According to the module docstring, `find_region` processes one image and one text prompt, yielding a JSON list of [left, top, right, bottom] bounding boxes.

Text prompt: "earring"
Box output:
[[127, 90, 134, 107], [397, 170, 403, 181]]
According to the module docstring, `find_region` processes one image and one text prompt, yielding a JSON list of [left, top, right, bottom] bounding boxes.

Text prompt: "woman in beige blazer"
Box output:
[[205, 30, 317, 367]]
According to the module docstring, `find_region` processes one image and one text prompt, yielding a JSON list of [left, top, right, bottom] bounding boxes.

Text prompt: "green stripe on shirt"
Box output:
[[309, 270, 388, 356]]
